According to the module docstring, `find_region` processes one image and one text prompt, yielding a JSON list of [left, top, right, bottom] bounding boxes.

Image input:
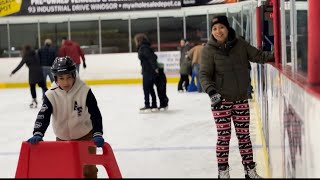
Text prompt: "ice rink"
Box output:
[[0, 83, 267, 178]]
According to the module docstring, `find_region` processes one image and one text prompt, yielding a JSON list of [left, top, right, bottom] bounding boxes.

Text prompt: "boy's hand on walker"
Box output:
[[27, 135, 43, 144], [92, 136, 104, 147]]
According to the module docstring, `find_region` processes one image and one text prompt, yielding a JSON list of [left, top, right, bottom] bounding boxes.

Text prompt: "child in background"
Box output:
[[154, 62, 169, 110]]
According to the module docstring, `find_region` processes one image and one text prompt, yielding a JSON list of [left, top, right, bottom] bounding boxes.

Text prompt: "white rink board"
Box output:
[[0, 51, 180, 84]]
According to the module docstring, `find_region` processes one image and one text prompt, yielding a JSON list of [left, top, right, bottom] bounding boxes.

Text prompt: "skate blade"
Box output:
[[151, 108, 159, 112], [159, 107, 168, 111], [29, 105, 37, 108], [139, 109, 152, 113]]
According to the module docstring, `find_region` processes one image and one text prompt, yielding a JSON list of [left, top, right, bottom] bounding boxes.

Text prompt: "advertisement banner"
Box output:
[[156, 51, 180, 76], [4, 0, 181, 16], [0, 0, 22, 17], [181, 0, 238, 7]]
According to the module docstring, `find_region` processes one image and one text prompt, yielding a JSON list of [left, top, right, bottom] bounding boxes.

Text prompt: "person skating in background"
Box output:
[[177, 38, 192, 92], [134, 33, 159, 112], [10, 45, 48, 108], [38, 38, 58, 83], [59, 37, 86, 73], [199, 15, 274, 178], [186, 43, 205, 93], [27, 56, 104, 178]]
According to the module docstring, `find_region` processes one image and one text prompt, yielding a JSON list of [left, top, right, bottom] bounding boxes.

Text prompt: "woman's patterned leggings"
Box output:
[[212, 99, 253, 167]]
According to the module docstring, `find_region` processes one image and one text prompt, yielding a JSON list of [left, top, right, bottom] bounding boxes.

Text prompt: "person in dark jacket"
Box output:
[[10, 45, 48, 108], [177, 38, 192, 92], [199, 15, 274, 178], [38, 38, 57, 82], [134, 33, 169, 112]]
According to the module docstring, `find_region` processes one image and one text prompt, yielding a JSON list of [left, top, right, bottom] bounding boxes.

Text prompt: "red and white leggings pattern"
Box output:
[[212, 99, 253, 166]]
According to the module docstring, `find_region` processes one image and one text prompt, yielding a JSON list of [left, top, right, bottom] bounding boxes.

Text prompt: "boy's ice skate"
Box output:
[[29, 99, 38, 108], [139, 106, 152, 113]]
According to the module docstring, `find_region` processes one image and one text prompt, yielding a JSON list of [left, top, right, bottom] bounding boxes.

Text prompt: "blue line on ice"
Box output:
[[0, 145, 263, 156]]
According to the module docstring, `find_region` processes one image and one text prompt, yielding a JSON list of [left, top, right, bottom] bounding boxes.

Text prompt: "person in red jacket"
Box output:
[[59, 37, 87, 73]]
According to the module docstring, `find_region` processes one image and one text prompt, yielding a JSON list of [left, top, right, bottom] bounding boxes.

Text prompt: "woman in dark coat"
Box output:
[[134, 33, 160, 112], [199, 15, 274, 178], [178, 38, 192, 92], [10, 45, 48, 108]]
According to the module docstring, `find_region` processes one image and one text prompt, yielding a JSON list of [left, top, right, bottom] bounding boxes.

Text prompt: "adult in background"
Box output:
[[186, 43, 205, 93], [199, 15, 274, 178], [59, 37, 86, 73], [38, 38, 57, 82], [134, 33, 159, 112], [177, 38, 192, 92], [10, 45, 48, 108]]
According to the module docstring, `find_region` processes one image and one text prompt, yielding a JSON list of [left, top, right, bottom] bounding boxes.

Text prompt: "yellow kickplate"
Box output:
[[0, 0, 22, 17]]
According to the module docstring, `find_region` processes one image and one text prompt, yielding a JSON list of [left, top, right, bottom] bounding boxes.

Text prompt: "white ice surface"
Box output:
[[0, 84, 263, 178]]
